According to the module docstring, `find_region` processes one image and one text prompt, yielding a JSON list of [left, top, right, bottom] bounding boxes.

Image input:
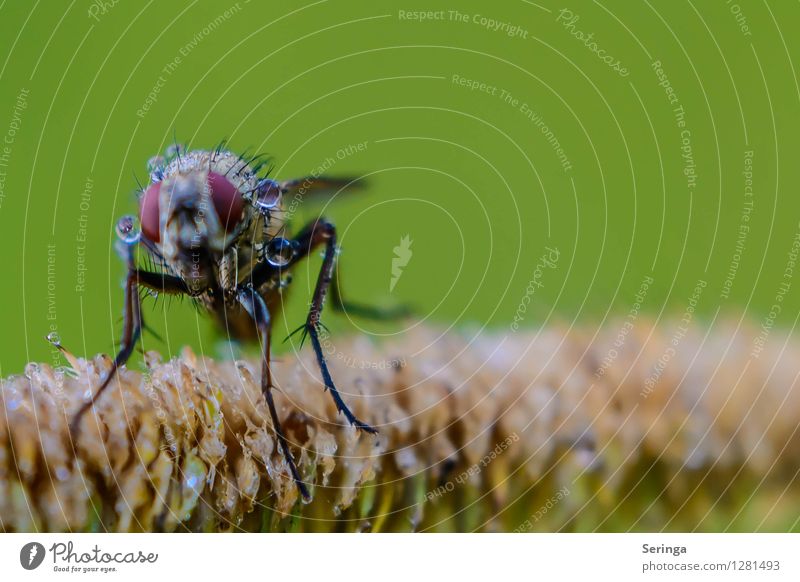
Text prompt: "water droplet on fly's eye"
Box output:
[[266, 237, 295, 267], [254, 179, 281, 212], [115, 215, 141, 244], [46, 331, 61, 347], [146, 155, 165, 173]]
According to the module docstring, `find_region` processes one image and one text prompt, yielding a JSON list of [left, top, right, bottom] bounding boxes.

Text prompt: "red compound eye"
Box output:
[[139, 182, 162, 242], [207, 171, 244, 233]]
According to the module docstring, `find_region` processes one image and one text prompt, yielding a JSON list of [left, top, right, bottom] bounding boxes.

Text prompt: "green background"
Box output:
[[0, 0, 798, 374]]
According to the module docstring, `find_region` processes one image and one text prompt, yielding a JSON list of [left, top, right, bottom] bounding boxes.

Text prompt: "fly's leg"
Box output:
[[70, 244, 142, 438], [134, 270, 190, 293], [237, 285, 311, 501], [287, 218, 377, 434], [70, 243, 188, 438], [330, 265, 413, 320]]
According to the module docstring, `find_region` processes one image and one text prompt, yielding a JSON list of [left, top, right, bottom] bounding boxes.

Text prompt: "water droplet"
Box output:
[[24, 363, 40, 379], [279, 274, 293, 289], [254, 179, 281, 212], [301, 493, 313, 505], [266, 237, 295, 267], [46, 331, 61, 347], [115, 215, 141, 244]]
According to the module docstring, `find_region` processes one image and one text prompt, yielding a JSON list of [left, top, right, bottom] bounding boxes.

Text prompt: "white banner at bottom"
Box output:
[[0, 533, 797, 581]]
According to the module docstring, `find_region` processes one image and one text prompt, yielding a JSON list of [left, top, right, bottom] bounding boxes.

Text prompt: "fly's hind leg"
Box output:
[[237, 285, 311, 501]]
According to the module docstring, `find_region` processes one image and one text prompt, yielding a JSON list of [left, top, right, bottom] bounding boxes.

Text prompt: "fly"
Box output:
[[70, 142, 405, 501]]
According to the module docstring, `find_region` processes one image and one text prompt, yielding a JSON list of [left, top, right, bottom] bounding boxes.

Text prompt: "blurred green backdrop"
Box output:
[[0, 0, 798, 373]]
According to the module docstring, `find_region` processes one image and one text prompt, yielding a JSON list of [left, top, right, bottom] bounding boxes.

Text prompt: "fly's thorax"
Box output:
[[228, 201, 286, 288], [158, 149, 262, 192]]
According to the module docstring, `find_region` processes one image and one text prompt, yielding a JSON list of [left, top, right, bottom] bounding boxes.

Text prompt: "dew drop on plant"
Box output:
[[46, 331, 61, 347], [115, 215, 141, 244], [266, 237, 294, 267]]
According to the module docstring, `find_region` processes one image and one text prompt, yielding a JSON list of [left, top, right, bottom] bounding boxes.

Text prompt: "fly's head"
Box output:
[[137, 145, 285, 294]]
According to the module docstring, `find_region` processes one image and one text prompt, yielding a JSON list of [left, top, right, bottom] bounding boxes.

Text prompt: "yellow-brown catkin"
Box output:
[[1, 321, 799, 532]]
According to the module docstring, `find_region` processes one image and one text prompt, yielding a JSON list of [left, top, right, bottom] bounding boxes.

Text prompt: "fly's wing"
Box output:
[[279, 176, 366, 202]]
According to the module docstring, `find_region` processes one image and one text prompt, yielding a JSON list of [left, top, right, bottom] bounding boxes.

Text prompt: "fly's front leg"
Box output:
[[288, 218, 377, 434], [237, 285, 311, 501], [70, 241, 142, 438], [69, 244, 188, 438]]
